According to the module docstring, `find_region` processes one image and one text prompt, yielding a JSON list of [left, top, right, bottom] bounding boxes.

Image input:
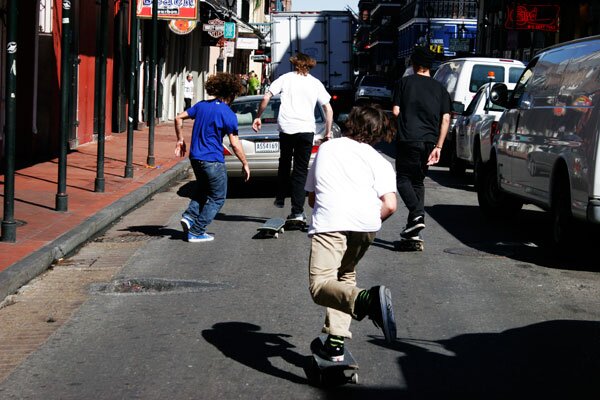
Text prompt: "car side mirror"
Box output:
[[489, 83, 509, 108], [452, 101, 465, 115]]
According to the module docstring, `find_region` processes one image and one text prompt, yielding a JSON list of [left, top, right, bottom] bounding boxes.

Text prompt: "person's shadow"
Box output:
[[202, 322, 308, 384]]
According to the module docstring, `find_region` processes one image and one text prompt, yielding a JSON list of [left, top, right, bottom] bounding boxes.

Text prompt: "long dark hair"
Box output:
[[344, 105, 396, 145]]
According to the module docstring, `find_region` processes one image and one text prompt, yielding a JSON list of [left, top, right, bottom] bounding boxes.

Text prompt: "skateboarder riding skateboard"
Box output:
[[305, 105, 398, 362]]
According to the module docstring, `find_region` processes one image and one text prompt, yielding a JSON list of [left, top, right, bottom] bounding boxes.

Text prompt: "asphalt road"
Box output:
[[0, 152, 598, 399]]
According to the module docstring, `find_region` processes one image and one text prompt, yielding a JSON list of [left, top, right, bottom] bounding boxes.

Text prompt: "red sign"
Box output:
[[136, 0, 198, 20], [505, 4, 560, 32]]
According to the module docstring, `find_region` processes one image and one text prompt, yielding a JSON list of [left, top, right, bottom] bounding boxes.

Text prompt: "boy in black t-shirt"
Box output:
[[392, 47, 451, 241]]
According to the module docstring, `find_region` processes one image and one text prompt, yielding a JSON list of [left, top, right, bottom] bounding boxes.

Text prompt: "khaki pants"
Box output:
[[308, 231, 376, 338]]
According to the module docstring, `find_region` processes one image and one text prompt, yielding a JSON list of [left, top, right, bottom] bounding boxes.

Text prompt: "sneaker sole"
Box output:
[[188, 237, 214, 243], [180, 218, 191, 234], [378, 286, 397, 343]]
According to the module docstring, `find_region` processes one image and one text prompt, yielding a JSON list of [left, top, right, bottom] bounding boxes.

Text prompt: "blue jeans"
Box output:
[[183, 159, 227, 236]]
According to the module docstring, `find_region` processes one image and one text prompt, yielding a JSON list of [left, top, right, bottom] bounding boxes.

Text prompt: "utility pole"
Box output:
[[125, 0, 139, 178], [56, 0, 72, 211], [1, 0, 18, 242], [147, 0, 158, 167], [95, 0, 109, 192]]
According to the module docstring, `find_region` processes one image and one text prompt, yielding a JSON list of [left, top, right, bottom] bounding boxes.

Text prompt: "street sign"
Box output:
[[224, 22, 236, 39], [203, 18, 224, 38]]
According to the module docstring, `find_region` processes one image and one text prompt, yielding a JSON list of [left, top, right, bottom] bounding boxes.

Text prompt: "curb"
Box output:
[[0, 160, 191, 302]]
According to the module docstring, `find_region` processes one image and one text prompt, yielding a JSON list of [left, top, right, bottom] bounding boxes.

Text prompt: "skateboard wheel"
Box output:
[[280, 227, 285, 233], [274, 233, 279, 239], [351, 373, 359, 384]]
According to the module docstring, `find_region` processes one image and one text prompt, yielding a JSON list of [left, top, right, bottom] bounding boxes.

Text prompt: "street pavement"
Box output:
[[0, 122, 191, 302]]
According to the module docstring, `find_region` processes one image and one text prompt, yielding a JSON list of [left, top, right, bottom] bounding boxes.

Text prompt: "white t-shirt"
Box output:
[[305, 137, 397, 234], [268, 72, 331, 134], [184, 79, 194, 100]]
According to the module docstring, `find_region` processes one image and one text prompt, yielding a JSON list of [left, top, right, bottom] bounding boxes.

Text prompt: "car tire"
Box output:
[[477, 155, 523, 218], [449, 134, 467, 177], [551, 171, 575, 250]]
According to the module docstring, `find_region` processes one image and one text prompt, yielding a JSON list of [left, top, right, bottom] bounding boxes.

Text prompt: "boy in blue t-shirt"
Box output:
[[174, 73, 250, 242]]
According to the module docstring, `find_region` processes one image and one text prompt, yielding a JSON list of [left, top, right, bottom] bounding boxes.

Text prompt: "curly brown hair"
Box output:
[[205, 73, 243, 102], [289, 53, 317, 75], [344, 105, 396, 145]]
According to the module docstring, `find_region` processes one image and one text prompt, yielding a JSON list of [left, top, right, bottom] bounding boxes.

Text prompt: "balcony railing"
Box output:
[[399, 0, 478, 24]]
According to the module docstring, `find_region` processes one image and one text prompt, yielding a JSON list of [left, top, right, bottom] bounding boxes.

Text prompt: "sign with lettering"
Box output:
[[137, 0, 198, 20], [203, 18, 225, 38], [505, 4, 560, 32], [224, 22, 236, 39], [168, 19, 197, 35]]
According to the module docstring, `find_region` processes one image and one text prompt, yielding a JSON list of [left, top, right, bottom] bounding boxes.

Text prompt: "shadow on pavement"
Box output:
[[120, 225, 184, 240], [426, 204, 598, 272], [202, 322, 307, 384], [368, 319, 600, 400]]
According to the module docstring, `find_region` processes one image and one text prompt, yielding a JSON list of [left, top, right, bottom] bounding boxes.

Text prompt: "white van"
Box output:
[[433, 58, 525, 164], [478, 35, 600, 248]]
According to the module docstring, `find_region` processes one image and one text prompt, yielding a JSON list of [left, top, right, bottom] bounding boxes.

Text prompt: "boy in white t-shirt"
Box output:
[[252, 53, 333, 223], [305, 105, 398, 362], [183, 73, 194, 111]]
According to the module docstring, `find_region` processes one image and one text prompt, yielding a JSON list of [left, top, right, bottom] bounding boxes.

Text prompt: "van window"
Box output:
[[559, 41, 600, 103], [434, 62, 461, 97], [470, 65, 505, 93], [511, 58, 537, 107], [509, 67, 525, 83]]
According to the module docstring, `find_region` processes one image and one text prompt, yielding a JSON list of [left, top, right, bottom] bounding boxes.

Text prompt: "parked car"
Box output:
[[433, 57, 525, 165], [450, 81, 515, 177], [225, 95, 341, 178], [478, 35, 600, 248], [354, 75, 393, 105]]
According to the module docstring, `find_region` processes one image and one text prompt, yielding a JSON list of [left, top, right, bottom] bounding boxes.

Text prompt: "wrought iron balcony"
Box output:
[[400, 0, 478, 24]]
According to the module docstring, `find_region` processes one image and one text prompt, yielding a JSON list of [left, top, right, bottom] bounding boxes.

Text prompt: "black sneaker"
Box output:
[[355, 286, 397, 343], [400, 216, 425, 239], [286, 212, 306, 224], [317, 335, 345, 362]]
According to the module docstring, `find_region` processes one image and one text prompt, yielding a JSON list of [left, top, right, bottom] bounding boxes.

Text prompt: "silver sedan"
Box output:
[[224, 95, 341, 178]]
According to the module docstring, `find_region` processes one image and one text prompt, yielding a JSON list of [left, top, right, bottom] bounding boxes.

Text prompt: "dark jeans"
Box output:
[[277, 131, 314, 215], [183, 159, 227, 235], [395, 141, 434, 222], [184, 98, 192, 111]]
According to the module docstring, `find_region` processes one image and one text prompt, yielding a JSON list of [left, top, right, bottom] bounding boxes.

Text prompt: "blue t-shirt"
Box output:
[[187, 99, 238, 163]]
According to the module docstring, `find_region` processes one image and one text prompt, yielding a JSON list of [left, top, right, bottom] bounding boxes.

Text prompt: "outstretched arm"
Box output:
[[252, 92, 273, 132], [228, 133, 250, 182]]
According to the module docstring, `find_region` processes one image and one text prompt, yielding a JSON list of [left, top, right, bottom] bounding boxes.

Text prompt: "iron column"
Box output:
[[95, 0, 109, 192], [1, 0, 18, 241], [125, 0, 139, 178], [146, 0, 158, 167]]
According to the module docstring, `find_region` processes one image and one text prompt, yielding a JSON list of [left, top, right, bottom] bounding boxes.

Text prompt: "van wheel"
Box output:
[[477, 157, 523, 218], [551, 174, 574, 249], [449, 135, 467, 177]]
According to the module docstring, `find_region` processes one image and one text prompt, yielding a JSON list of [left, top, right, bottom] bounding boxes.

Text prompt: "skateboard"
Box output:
[[305, 336, 359, 386], [395, 236, 424, 251], [285, 218, 307, 231], [257, 217, 285, 238]]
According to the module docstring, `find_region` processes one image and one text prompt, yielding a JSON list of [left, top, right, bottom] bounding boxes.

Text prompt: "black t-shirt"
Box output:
[[392, 74, 451, 143]]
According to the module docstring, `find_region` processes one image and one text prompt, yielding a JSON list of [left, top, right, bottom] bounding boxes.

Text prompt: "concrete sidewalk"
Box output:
[[0, 123, 192, 301]]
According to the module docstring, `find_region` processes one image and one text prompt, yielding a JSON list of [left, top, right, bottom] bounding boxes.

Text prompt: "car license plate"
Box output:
[[255, 141, 279, 153]]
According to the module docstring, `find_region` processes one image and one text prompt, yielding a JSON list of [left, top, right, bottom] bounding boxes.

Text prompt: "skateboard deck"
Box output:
[[395, 237, 424, 251], [257, 218, 285, 238], [285, 218, 307, 231], [305, 336, 359, 386]]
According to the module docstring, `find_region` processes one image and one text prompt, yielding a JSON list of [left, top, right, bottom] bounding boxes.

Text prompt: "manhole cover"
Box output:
[[92, 278, 233, 294], [444, 246, 513, 258]]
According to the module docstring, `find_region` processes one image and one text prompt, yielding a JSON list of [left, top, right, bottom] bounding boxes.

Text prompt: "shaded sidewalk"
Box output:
[[0, 123, 191, 301]]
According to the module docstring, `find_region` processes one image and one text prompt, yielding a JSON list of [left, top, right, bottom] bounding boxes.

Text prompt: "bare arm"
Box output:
[[174, 111, 190, 157], [392, 105, 400, 117], [380, 192, 397, 221], [322, 103, 333, 140], [252, 92, 273, 132], [228, 133, 250, 182], [427, 113, 450, 165]]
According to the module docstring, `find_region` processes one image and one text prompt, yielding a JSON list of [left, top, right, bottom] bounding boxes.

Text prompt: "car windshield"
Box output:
[[230, 98, 323, 126], [361, 76, 389, 88]]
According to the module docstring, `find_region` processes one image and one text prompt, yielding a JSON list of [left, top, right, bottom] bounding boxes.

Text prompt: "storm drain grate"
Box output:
[[92, 278, 233, 294], [95, 233, 151, 243]]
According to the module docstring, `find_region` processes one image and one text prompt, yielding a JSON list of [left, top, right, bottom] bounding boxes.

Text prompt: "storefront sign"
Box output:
[[505, 4, 560, 32], [449, 38, 470, 53], [137, 0, 198, 20], [236, 37, 259, 50], [203, 18, 225, 38], [223, 41, 235, 57], [168, 19, 197, 35], [224, 22, 236, 39]]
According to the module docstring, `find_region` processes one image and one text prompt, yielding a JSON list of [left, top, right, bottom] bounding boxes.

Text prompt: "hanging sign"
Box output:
[[236, 37, 259, 50], [505, 4, 560, 32], [169, 19, 197, 35], [203, 18, 225, 38], [223, 41, 235, 57], [137, 0, 198, 20], [224, 22, 236, 39]]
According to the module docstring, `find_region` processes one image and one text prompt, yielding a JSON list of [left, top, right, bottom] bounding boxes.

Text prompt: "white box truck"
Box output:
[[270, 11, 354, 114]]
